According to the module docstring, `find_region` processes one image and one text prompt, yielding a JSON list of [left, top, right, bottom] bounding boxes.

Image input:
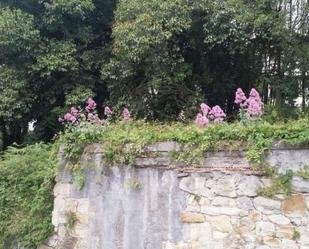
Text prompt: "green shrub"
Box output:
[[0, 143, 55, 249], [58, 118, 309, 168]]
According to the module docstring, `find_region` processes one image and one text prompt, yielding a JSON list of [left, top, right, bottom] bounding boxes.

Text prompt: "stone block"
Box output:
[[253, 197, 281, 214], [276, 225, 294, 239], [209, 215, 233, 232], [206, 177, 237, 198], [292, 176, 309, 193], [135, 157, 171, 167], [256, 222, 275, 236], [283, 194, 307, 217], [236, 197, 254, 210], [248, 210, 262, 222], [203, 151, 249, 168], [268, 214, 290, 225], [281, 239, 298, 249], [235, 217, 255, 234], [212, 196, 236, 207], [146, 142, 181, 152], [179, 176, 214, 199], [262, 236, 281, 247], [213, 231, 228, 240], [299, 228, 309, 246], [180, 212, 205, 223], [183, 222, 212, 244], [237, 176, 262, 197], [201, 206, 248, 216]]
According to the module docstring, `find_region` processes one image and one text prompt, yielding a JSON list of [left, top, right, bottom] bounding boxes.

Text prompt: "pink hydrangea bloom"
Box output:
[[123, 108, 131, 121], [70, 107, 79, 117], [85, 98, 96, 112], [200, 103, 211, 115], [209, 105, 226, 119], [234, 88, 247, 106], [64, 113, 77, 123], [104, 106, 112, 117], [195, 113, 209, 128]]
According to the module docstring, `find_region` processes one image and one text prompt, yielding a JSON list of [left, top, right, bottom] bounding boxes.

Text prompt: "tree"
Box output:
[[0, 0, 116, 148], [105, 0, 309, 119]]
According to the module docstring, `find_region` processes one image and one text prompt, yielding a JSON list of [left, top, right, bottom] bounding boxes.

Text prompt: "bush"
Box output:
[[0, 143, 55, 249]]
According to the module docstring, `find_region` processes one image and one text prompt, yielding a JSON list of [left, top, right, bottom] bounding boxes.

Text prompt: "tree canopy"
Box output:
[[0, 0, 308, 148]]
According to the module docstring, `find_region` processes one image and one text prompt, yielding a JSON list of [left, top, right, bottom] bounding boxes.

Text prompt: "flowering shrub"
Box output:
[[122, 108, 131, 121], [59, 98, 131, 126], [104, 106, 112, 117], [234, 88, 263, 121], [195, 103, 226, 128]]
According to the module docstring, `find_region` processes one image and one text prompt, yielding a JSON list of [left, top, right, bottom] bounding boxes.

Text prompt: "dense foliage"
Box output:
[[0, 144, 55, 249], [0, 0, 308, 148], [0, 0, 115, 148]]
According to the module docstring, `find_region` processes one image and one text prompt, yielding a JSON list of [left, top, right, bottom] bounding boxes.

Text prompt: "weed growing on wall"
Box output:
[[257, 170, 294, 197], [58, 118, 309, 169], [66, 211, 77, 229], [297, 165, 309, 180], [126, 179, 142, 190]]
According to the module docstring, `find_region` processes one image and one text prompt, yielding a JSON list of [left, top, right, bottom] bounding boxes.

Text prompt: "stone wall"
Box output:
[[40, 142, 309, 249]]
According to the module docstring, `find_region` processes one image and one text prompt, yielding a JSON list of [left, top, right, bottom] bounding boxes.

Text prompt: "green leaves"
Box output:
[[0, 0, 115, 147], [104, 0, 195, 119], [112, 0, 192, 61], [32, 40, 78, 78], [0, 143, 55, 249], [0, 66, 32, 121], [43, 0, 95, 17], [0, 8, 39, 58]]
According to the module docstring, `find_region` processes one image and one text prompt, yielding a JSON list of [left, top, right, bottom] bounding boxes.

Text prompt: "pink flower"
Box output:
[[85, 98, 96, 112], [246, 88, 263, 118], [249, 88, 260, 99], [64, 113, 77, 123], [70, 107, 79, 117], [246, 98, 263, 118], [200, 103, 211, 115], [209, 105, 226, 119], [195, 113, 209, 128], [123, 108, 131, 121], [234, 88, 247, 106], [104, 106, 112, 117], [87, 113, 95, 121]]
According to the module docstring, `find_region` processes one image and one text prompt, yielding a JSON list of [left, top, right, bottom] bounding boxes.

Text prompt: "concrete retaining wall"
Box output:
[[40, 142, 309, 249]]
